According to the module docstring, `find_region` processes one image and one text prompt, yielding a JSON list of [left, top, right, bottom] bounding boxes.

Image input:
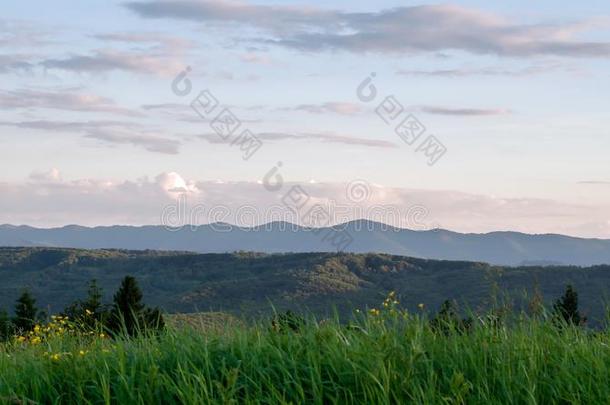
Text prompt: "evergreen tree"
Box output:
[[109, 276, 163, 335], [13, 290, 39, 332], [430, 300, 472, 335], [63, 279, 108, 330], [553, 284, 586, 326], [0, 309, 12, 341]]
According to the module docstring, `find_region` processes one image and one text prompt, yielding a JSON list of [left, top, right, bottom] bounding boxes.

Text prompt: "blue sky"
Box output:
[[1, 0, 610, 236]]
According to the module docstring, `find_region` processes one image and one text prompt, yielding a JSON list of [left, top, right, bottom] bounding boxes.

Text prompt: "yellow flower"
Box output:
[[79, 350, 86, 356], [99, 333, 106, 338], [418, 303, 425, 310], [16, 336, 26, 342], [33, 325, 41, 332], [85, 309, 93, 316], [31, 337, 41, 345], [51, 353, 61, 361], [369, 308, 380, 316]]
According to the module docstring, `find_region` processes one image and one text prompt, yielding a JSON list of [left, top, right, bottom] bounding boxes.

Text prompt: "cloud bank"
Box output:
[[1, 171, 609, 238]]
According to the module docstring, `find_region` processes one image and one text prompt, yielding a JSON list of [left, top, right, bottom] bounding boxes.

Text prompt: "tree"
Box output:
[[553, 284, 586, 326], [0, 309, 12, 341], [13, 290, 40, 332], [63, 279, 108, 330], [108, 276, 163, 336], [271, 310, 304, 333], [430, 300, 472, 335]]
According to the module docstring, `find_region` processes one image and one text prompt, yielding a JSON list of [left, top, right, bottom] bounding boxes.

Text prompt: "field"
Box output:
[[1, 303, 610, 404]]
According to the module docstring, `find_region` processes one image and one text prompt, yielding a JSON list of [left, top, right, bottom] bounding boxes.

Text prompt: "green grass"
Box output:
[[1, 310, 610, 404]]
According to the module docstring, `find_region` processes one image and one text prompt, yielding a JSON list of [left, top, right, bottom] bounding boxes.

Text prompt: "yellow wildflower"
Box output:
[[418, 303, 425, 310]]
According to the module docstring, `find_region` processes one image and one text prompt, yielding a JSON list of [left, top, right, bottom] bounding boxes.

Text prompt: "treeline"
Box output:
[[271, 284, 590, 334], [0, 276, 164, 341]]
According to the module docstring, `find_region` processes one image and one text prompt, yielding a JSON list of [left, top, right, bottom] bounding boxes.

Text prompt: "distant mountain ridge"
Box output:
[[1, 220, 610, 266]]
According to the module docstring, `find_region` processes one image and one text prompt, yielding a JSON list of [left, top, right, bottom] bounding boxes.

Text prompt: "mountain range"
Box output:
[[1, 221, 610, 266]]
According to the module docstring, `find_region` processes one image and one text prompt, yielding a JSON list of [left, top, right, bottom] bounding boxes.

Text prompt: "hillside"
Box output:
[[0, 247, 609, 323]]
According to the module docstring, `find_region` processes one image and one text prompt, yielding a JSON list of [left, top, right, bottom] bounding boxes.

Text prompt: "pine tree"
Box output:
[[553, 284, 586, 326], [108, 276, 163, 336], [13, 290, 39, 332], [0, 309, 12, 341], [63, 279, 108, 330], [83, 279, 103, 315], [430, 300, 472, 335]]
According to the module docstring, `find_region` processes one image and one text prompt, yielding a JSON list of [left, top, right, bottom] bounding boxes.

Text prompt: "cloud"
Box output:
[[0, 173, 609, 238], [286, 102, 363, 115], [91, 32, 193, 50], [125, 2, 610, 58], [0, 88, 142, 117], [84, 128, 181, 154], [41, 49, 184, 76], [0, 119, 180, 154], [396, 63, 579, 78], [199, 131, 397, 148], [28, 168, 62, 183], [0, 119, 137, 132], [418, 106, 511, 116], [0, 54, 34, 74]]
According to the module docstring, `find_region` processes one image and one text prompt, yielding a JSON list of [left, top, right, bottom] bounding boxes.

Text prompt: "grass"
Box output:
[[1, 305, 610, 404]]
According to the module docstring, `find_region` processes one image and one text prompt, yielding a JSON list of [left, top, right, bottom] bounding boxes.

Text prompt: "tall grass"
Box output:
[[1, 310, 609, 404]]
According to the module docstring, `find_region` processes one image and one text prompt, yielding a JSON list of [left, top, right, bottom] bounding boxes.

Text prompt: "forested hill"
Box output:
[[0, 247, 609, 323]]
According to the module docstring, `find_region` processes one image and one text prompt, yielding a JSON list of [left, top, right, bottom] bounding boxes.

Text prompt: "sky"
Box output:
[[1, 0, 610, 237]]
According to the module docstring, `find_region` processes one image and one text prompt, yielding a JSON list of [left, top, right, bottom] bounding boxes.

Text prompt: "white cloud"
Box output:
[[1, 173, 608, 238]]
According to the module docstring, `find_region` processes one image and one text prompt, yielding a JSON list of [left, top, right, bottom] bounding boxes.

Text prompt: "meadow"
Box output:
[[1, 298, 609, 404]]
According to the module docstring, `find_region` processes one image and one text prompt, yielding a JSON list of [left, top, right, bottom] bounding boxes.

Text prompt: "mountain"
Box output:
[[0, 247, 609, 324], [1, 221, 610, 266]]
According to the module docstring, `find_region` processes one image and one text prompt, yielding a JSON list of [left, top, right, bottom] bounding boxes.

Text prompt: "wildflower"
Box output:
[[51, 353, 61, 361], [99, 333, 106, 338], [369, 308, 380, 316], [16, 336, 26, 342], [31, 336, 41, 345], [85, 309, 93, 316], [79, 350, 86, 356], [418, 303, 425, 310]]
